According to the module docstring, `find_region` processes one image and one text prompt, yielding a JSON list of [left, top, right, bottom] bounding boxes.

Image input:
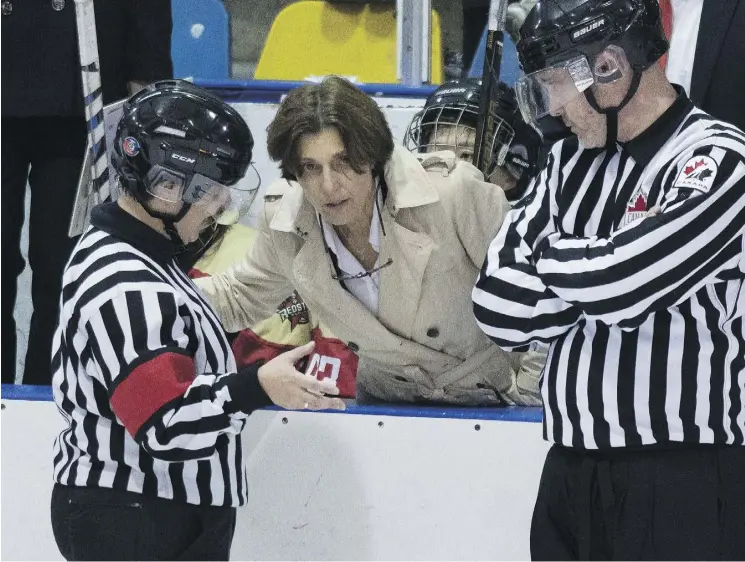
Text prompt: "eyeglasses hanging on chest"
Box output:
[[3, 0, 66, 16]]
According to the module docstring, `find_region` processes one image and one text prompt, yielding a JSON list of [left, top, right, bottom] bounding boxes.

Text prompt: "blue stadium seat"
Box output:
[[468, 26, 521, 87], [171, 0, 230, 80]]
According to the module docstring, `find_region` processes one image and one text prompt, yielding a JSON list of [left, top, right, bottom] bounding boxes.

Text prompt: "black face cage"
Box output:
[[404, 102, 515, 179]]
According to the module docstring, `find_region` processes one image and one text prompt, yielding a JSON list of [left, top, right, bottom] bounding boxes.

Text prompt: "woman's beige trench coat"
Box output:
[[196, 147, 545, 406]]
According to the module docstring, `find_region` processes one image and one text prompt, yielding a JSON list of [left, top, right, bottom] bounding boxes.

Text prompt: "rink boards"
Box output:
[[1, 387, 548, 561]]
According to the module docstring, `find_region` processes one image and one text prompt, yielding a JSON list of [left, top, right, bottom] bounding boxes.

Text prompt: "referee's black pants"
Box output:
[[1, 117, 85, 385], [51, 484, 237, 561], [530, 444, 745, 561]]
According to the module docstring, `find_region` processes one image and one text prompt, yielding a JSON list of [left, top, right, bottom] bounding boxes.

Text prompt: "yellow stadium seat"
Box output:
[[255, 1, 443, 84]]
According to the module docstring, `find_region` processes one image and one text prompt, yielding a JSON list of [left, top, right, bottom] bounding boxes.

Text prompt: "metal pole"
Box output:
[[397, 0, 432, 86]]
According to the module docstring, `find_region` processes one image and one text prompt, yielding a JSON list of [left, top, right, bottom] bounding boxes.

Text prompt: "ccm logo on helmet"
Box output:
[[571, 18, 606, 41], [171, 153, 196, 164]]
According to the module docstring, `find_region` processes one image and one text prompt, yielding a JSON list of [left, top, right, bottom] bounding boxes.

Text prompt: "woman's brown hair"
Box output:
[[266, 76, 395, 180]]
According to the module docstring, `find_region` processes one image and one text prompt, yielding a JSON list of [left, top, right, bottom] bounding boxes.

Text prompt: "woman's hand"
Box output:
[[257, 342, 346, 411]]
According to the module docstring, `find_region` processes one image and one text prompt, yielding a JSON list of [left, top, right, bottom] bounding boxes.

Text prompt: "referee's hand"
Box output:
[[257, 342, 346, 411]]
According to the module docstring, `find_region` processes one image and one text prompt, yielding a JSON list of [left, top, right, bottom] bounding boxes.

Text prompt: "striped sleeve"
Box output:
[[472, 151, 583, 350], [535, 144, 745, 328], [85, 288, 271, 462]]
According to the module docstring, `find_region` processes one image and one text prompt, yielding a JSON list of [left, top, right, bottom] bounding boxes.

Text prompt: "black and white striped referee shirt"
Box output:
[[473, 91, 745, 449], [52, 202, 271, 506]]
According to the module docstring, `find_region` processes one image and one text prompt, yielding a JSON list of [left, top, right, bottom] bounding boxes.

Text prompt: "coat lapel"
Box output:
[[290, 204, 435, 345], [272, 147, 441, 344], [268, 187, 374, 331], [292, 225, 386, 340], [377, 209, 433, 339], [691, 0, 739, 104]]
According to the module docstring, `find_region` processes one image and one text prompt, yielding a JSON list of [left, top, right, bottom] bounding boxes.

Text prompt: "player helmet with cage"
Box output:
[[405, 78, 488, 162], [404, 78, 539, 193], [112, 79, 259, 248], [515, 0, 669, 146]]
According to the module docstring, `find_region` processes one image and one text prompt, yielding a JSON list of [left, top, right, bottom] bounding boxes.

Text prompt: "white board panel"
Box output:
[[0, 400, 548, 561]]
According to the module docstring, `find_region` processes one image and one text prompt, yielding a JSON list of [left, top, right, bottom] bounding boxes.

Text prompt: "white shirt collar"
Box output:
[[319, 188, 384, 316], [320, 188, 383, 276]]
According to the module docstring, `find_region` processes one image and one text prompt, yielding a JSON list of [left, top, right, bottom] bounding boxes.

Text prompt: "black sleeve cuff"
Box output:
[[225, 365, 273, 415]]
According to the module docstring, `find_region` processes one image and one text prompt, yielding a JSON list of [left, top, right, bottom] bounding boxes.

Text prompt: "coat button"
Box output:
[[348, 341, 359, 352], [426, 327, 439, 338]]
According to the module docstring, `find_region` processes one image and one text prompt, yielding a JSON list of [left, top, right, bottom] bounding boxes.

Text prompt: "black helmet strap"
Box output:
[[126, 169, 194, 249], [162, 218, 185, 248], [146, 201, 193, 248], [583, 69, 643, 149]]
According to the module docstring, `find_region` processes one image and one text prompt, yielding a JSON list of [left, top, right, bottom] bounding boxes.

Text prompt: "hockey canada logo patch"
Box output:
[[276, 291, 309, 331], [619, 190, 648, 229], [674, 156, 718, 193]]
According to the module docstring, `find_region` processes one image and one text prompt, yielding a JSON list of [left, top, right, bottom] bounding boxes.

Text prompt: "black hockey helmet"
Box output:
[[404, 78, 486, 157], [404, 78, 538, 185], [518, 0, 668, 74], [112, 80, 259, 238], [515, 0, 669, 143]]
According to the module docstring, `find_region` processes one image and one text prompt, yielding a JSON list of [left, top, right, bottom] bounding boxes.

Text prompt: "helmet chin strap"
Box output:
[[583, 70, 643, 149], [140, 199, 193, 249], [162, 219, 185, 248]]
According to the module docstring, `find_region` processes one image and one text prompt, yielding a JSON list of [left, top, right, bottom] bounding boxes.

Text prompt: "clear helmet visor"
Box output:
[[515, 56, 595, 128], [145, 164, 261, 226]]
